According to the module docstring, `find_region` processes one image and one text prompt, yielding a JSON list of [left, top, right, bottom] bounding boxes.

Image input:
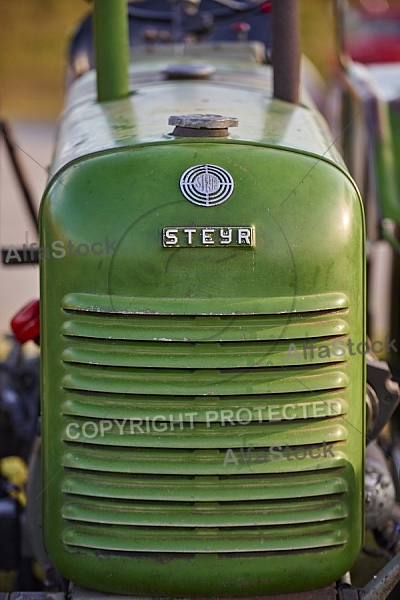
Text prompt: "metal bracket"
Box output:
[[367, 357, 400, 442], [337, 586, 361, 600], [69, 584, 337, 600], [0, 594, 64, 600], [360, 549, 400, 599]]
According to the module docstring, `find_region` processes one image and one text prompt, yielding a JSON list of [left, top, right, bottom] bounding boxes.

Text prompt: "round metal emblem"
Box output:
[[179, 164, 234, 207]]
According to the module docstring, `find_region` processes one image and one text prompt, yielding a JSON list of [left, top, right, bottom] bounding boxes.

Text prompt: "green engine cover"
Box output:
[[40, 59, 365, 596]]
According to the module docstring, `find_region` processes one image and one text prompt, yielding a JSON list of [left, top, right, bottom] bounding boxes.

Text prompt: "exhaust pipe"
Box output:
[[93, 0, 130, 102], [272, 0, 300, 104]]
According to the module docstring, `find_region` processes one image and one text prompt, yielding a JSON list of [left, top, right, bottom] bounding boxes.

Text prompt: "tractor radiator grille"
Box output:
[[59, 292, 352, 555]]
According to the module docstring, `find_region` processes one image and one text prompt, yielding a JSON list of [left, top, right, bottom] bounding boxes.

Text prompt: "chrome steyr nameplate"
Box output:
[[162, 227, 255, 248], [180, 164, 234, 206]]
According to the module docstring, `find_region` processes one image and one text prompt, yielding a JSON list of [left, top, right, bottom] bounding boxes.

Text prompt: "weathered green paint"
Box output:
[[40, 56, 365, 596], [372, 100, 399, 223], [52, 62, 343, 174], [93, 0, 129, 102], [388, 110, 400, 207]]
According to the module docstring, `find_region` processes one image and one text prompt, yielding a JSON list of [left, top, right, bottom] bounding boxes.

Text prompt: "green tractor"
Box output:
[[4, 0, 400, 598]]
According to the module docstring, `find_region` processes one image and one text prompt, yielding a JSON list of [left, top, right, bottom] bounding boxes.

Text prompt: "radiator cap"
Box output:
[[169, 114, 238, 138]]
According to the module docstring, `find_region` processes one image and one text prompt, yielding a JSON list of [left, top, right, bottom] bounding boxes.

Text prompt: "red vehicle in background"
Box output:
[[345, 0, 400, 63]]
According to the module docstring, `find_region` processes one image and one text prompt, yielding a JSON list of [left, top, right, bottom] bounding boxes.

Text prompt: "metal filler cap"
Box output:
[[162, 64, 216, 80], [169, 114, 239, 138]]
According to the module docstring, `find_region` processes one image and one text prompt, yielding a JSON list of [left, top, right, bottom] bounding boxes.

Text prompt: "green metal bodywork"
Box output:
[[93, 0, 129, 102], [40, 54, 365, 596]]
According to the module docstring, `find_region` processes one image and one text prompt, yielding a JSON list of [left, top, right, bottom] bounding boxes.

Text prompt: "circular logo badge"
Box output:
[[180, 164, 234, 207]]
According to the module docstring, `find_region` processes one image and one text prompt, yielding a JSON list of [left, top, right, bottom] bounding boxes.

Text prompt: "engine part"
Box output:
[[366, 354, 400, 442], [365, 442, 396, 530]]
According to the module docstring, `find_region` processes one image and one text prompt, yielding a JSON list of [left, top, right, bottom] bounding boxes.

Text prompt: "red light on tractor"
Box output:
[[11, 299, 40, 345]]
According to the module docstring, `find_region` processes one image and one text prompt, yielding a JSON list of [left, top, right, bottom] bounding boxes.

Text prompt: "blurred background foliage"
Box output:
[[1, 0, 400, 120]]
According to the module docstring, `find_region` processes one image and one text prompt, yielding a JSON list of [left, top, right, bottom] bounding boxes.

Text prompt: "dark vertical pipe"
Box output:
[[272, 0, 300, 104], [335, 0, 348, 64]]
